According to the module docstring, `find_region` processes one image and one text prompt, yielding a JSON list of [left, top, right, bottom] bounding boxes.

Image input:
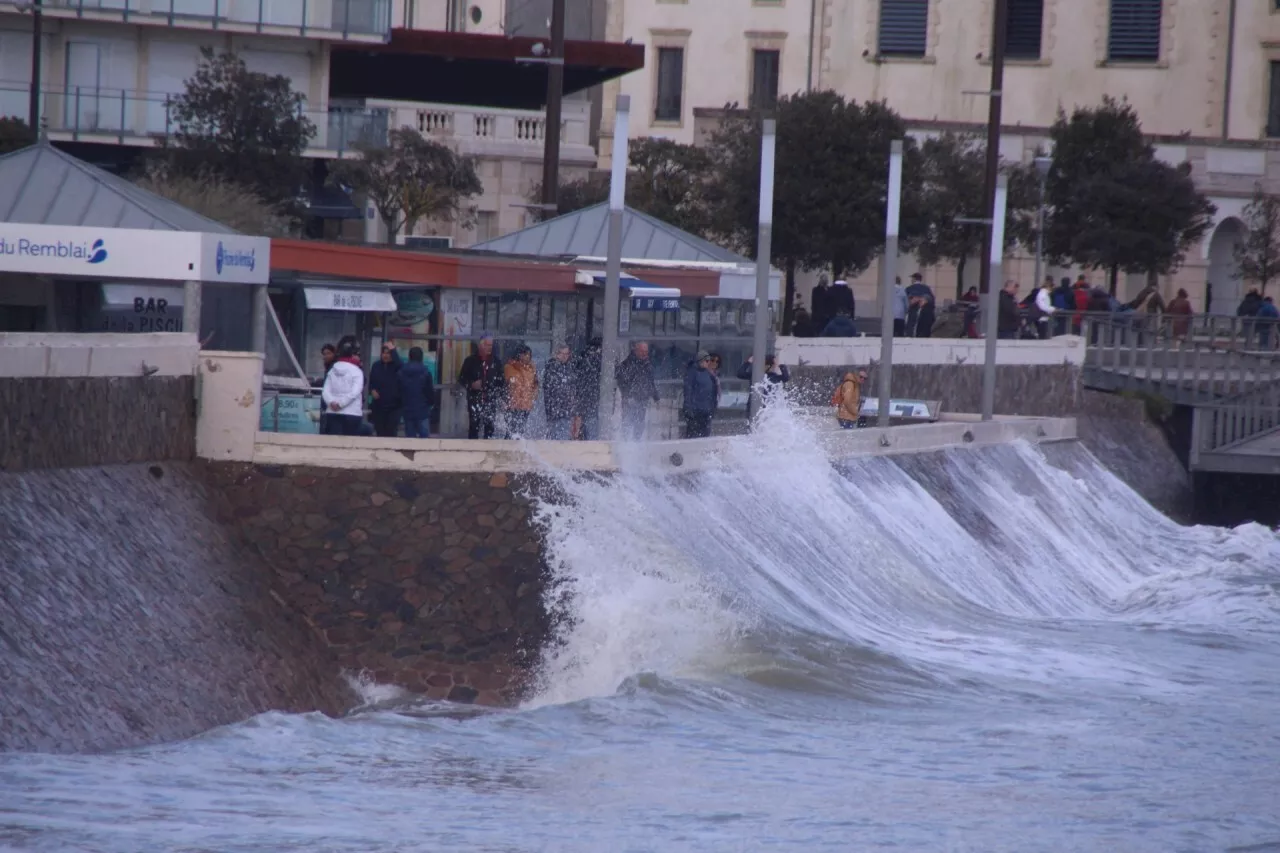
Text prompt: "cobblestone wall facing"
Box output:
[[203, 463, 550, 707]]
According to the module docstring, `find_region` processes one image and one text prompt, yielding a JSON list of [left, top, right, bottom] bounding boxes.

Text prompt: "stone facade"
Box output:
[[203, 463, 550, 706], [0, 376, 195, 472], [0, 463, 352, 754]]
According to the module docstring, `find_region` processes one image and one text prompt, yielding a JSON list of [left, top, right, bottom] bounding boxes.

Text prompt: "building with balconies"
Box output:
[[0, 0, 642, 246]]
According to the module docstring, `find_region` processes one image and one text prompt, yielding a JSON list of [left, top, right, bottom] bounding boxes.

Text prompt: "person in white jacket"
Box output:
[[321, 339, 366, 435], [1032, 281, 1056, 340]]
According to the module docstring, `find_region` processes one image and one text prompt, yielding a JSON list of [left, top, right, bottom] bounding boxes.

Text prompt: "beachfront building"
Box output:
[[601, 0, 1280, 312]]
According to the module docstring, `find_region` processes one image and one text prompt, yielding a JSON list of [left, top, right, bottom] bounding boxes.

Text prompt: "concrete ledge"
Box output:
[[0, 332, 199, 378], [249, 416, 1077, 473], [777, 335, 1085, 367]]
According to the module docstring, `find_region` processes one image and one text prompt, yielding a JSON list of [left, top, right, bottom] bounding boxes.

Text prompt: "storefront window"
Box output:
[[305, 311, 356, 378], [499, 293, 528, 335], [679, 298, 700, 336]]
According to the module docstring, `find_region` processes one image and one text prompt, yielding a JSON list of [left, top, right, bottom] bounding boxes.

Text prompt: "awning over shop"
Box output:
[[101, 282, 184, 309], [574, 269, 682, 311], [303, 285, 397, 312]]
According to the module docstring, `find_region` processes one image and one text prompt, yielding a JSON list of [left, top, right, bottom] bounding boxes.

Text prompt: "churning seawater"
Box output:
[[3, 405, 1279, 853]]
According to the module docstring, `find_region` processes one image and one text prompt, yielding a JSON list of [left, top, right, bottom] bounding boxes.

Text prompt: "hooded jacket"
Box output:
[[322, 359, 365, 417], [616, 354, 660, 404], [369, 349, 402, 411], [397, 360, 435, 421], [458, 352, 505, 409], [543, 358, 576, 420], [683, 362, 718, 416], [504, 360, 539, 412], [831, 372, 863, 422], [820, 315, 859, 337]]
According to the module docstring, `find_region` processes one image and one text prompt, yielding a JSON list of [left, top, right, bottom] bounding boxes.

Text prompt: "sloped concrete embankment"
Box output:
[[0, 463, 354, 754]]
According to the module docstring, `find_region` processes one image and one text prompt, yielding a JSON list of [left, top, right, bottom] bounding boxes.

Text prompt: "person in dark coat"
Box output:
[[820, 310, 858, 337], [368, 341, 403, 437], [683, 351, 718, 439], [543, 342, 577, 440], [1051, 277, 1073, 336], [397, 346, 435, 438], [615, 340, 661, 441], [828, 279, 855, 319], [737, 354, 790, 406], [573, 337, 603, 440], [791, 304, 815, 337], [313, 343, 336, 433], [810, 275, 832, 332], [905, 274, 936, 337], [997, 281, 1021, 339], [1237, 288, 1263, 318], [457, 335, 505, 439]]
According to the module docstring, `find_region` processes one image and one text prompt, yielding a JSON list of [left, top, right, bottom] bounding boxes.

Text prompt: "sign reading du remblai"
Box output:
[[0, 223, 271, 284]]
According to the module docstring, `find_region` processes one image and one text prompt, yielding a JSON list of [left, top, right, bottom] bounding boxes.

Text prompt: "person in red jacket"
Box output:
[[1071, 275, 1090, 335]]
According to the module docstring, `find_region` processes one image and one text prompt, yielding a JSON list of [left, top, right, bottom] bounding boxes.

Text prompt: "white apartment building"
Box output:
[[604, 0, 1280, 312], [0, 0, 633, 249]]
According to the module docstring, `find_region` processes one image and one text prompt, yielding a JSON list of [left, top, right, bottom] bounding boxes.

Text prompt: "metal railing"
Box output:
[[2, 83, 387, 154], [1191, 382, 1280, 466], [36, 0, 392, 37], [1081, 311, 1280, 403]]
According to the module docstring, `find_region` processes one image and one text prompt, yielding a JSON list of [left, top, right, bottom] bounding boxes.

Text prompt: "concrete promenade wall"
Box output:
[[0, 332, 198, 472]]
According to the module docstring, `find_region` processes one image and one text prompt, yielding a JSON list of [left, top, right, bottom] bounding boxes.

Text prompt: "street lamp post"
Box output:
[[1032, 155, 1052, 291]]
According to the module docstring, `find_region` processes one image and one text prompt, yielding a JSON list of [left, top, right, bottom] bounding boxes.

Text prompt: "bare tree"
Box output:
[[1234, 184, 1280, 295], [135, 162, 293, 236], [330, 128, 483, 244]]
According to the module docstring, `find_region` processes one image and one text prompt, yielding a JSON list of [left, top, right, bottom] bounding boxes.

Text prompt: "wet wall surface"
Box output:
[[0, 464, 354, 754]]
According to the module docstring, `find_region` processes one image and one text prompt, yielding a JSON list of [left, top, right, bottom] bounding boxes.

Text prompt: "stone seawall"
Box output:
[[0, 376, 195, 472], [789, 364, 1083, 417], [0, 463, 352, 754], [202, 463, 549, 706]]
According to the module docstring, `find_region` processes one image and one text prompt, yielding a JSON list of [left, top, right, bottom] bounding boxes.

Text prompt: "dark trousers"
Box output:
[[468, 402, 496, 439], [1037, 320, 1051, 340], [371, 408, 400, 437], [322, 413, 363, 436], [998, 330, 1017, 340], [403, 414, 430, 438], [893, 319, 905, 337], [685, 413, 713, 439]]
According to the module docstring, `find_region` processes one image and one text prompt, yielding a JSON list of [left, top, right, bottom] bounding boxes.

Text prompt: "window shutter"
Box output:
[[1108, 0, 1161, 62], [654, 47, 684, 121], [878, 0, 929, 58], [1005, 0, 1043, 60]]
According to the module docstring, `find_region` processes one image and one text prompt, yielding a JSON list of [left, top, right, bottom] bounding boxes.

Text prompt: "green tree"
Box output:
[[161, 48, 315, 207], [330, 127, 483, 245], [1234, 184, 1280, 296], [705, 91, 922, 333], [0, 116, 34, 155], [528, 138, 718, 237], [1044, 97, 1214, 294], [915, 132, 1037, 300]]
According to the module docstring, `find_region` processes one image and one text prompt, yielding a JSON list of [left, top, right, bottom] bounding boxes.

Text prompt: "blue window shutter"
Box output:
[[1005, 0, 1043, 60]]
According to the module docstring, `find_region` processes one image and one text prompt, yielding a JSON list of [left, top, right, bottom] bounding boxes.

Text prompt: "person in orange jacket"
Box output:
[[831, 370, 868, 429], [503, 345, 539, 438]]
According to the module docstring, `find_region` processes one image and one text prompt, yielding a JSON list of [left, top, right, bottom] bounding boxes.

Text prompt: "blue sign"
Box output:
[[261, 394, 322, 434], [215, 240, 257, 275], [631, 296, 680, 312], [0, 235, 107, 263]]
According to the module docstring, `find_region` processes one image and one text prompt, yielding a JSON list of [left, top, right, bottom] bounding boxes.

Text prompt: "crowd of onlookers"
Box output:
[[314, 334, 792, 441]]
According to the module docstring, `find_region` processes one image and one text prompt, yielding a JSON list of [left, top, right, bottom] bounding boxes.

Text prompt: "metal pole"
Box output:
[[250, 284, 268, 354], [28, 0, 42, 135], [879, 140, 904, 428], [539, 0, 566, 209], [597, 94, 630, 437], [981, 174, 1009, 422], [977, 0, 1008, 301], [750, 119, 777, 417], [1033, 175, 1045, 294], [183, 280, 202, 340]]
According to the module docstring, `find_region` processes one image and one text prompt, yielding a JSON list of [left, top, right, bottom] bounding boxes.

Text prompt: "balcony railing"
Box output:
[[1, 83, 388, 155], [34, 0, 391, 38], [371, 99, 593, 154]]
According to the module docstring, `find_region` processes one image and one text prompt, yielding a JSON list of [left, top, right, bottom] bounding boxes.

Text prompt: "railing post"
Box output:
[[1190, 406, 1203, 468]]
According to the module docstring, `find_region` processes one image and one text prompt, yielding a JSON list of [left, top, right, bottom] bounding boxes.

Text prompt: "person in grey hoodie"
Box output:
[[683, 351, 718, 439]]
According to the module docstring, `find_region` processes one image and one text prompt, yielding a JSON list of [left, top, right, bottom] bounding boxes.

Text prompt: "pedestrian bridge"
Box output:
[[1079, 313, 1280, 475]]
